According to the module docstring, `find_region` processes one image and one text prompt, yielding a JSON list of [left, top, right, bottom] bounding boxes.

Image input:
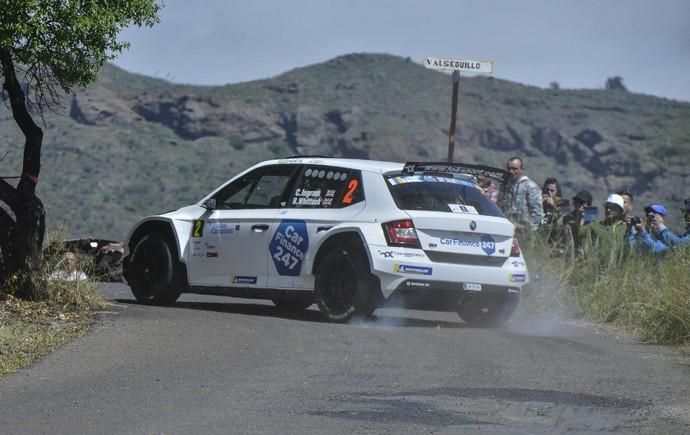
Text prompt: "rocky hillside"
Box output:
[[1, 53, 688, 239]]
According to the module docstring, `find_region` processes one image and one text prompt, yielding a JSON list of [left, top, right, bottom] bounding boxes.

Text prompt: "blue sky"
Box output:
[[114, 0, 690, 102]]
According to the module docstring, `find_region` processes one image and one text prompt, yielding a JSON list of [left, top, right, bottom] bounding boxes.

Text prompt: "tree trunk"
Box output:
[[0, 48, 47, 300]]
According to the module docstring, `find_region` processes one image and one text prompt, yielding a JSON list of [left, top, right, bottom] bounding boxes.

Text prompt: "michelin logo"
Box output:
[[394, 264, 432, 275], [232, 276, 257, 284]]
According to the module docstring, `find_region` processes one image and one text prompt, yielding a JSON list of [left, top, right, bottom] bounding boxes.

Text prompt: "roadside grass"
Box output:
[[521, 230, 690, 350], [0, 238, 105, 378]]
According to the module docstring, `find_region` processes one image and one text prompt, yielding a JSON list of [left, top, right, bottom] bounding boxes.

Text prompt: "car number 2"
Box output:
[[272, 246, 299, 270]]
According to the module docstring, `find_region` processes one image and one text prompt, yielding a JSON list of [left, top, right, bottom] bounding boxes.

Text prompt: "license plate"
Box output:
[[463, 282, 482, 292]]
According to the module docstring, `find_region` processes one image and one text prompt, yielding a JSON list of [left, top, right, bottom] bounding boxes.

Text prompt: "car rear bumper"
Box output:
[[368, 244, 529, 298]]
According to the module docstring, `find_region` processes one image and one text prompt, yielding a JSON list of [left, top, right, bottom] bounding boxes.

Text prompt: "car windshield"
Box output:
[[386, 174, 504, 217]]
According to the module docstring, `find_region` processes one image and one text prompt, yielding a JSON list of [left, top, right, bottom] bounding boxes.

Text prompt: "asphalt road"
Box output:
[[1, 283, 688, 434]]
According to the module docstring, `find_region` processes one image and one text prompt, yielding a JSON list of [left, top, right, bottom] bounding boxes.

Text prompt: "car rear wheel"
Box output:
[[456, 292, 519, 327], [128, 233, 184, 305], [314, 243, 373, 323]]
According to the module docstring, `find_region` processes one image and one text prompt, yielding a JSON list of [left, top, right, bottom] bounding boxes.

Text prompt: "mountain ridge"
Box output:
[[1, 53, 688, 239]]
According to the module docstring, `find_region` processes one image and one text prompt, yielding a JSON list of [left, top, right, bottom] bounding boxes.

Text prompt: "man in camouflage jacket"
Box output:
[[500, 156, 544, 232]]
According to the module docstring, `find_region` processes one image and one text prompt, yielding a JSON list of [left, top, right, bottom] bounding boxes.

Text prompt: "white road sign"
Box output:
[[423, 57, 493, 74]]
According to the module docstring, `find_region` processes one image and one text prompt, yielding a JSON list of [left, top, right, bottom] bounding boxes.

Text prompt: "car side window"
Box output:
[[214, 165, 297, 210], [288, 166, 364, 209]]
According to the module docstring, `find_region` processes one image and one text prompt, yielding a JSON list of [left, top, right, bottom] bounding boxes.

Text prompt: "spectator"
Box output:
[[96, 242, 125, 281], [541, 177, 567, 225], [628, 204, 669, 254], [580, 193, 629, 257], [618, 191, 634, 217], [500, 156, 543, 232], [49, 251, 88, 282], [662, 198, 690, 248], [561, 190, 593, 250], [630, 200, 690, 254], [476, 172, 498, 203], [618, 190, 639, 230]]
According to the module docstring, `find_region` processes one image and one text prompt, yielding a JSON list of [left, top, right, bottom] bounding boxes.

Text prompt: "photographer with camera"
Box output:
[[629, 199, 690, 254], [628, 204, 671, 254]]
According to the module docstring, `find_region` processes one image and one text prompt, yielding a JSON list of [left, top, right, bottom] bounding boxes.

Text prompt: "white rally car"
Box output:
[[123, 157, 529, 325]]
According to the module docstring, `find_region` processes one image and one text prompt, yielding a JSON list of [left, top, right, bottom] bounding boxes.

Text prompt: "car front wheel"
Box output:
[[314, 243, 373, 323], [128, 232, 184, 305]]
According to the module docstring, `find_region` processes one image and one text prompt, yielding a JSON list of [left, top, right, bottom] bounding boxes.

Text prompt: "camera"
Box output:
[[630, 216, 642, 225], [542, 186, 550, 195]]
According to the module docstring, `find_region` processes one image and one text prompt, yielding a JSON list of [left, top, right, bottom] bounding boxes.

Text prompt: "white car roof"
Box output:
[[258, 157, 403, 174]]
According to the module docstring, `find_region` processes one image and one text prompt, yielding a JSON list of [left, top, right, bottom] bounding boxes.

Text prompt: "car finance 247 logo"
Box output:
[[270, 220, 309, 276], [480, 234, 496, 255]]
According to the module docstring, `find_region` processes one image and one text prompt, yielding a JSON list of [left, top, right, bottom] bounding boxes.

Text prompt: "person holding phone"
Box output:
[[541, 177, 567, 225], [560, 190, 594, 250]]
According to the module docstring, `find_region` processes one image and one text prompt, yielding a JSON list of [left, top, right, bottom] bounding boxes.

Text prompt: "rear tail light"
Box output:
[[510, 237, 521, 257], [383, 219, 421, 248]]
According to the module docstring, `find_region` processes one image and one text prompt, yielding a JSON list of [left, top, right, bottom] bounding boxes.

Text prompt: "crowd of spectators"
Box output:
[[487, 155, 689, 257]]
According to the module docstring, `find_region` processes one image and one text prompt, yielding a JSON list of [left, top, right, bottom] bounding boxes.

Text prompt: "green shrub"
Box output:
[[521, 228, 690, 347]]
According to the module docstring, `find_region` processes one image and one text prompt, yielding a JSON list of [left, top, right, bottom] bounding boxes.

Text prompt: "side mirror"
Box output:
[[202, 198, 217, 210]]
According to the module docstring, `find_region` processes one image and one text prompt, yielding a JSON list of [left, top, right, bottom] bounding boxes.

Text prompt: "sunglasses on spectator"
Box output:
[[506, 166, 520, 171]]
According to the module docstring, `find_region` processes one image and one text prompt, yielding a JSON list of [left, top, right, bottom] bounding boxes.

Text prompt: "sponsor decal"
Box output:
[[232, 275, 257, 284], [206, 244, 216, 249], [192, 220, 204, 237], [209, 222, 237, 235], [510, 273, 526, 282], [378, 250, 426, 259], [206, 252, 218, 258], [508, 288, 521, 294], [511, 260, 525, 268], [394, 264, 432, 275], [440, 237, 480, 248], [428, 243, 438, 248], [270, 220, 309, 276], [405, 280, 430, 288], [480, 234, 496, 255]]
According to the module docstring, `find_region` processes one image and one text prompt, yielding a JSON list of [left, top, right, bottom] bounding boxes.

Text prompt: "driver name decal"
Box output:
[[270, 220, 309, 276]]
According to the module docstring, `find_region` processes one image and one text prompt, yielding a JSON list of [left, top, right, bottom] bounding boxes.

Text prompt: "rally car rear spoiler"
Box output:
[[402, 161, 509, 190]]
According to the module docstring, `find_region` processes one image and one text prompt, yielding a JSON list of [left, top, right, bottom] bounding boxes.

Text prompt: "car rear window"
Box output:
[[386, 174, 504, 217]]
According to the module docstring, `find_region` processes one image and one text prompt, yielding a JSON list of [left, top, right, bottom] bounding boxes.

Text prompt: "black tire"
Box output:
[[272, 298, 313, 312], [456, 292, 519, 327], [128, 232, 184, 305], [314, 242, 374, 323]]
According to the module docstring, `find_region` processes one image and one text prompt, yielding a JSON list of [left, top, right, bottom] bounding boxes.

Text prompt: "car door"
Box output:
[[187, 164, 299, 287], [267, 165, 366, 289]]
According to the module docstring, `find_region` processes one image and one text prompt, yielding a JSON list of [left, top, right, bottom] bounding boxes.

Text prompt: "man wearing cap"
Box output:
[[628, 204, 670, 254], [580, 193, 629, 255], [630, 200, 690, 254]]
